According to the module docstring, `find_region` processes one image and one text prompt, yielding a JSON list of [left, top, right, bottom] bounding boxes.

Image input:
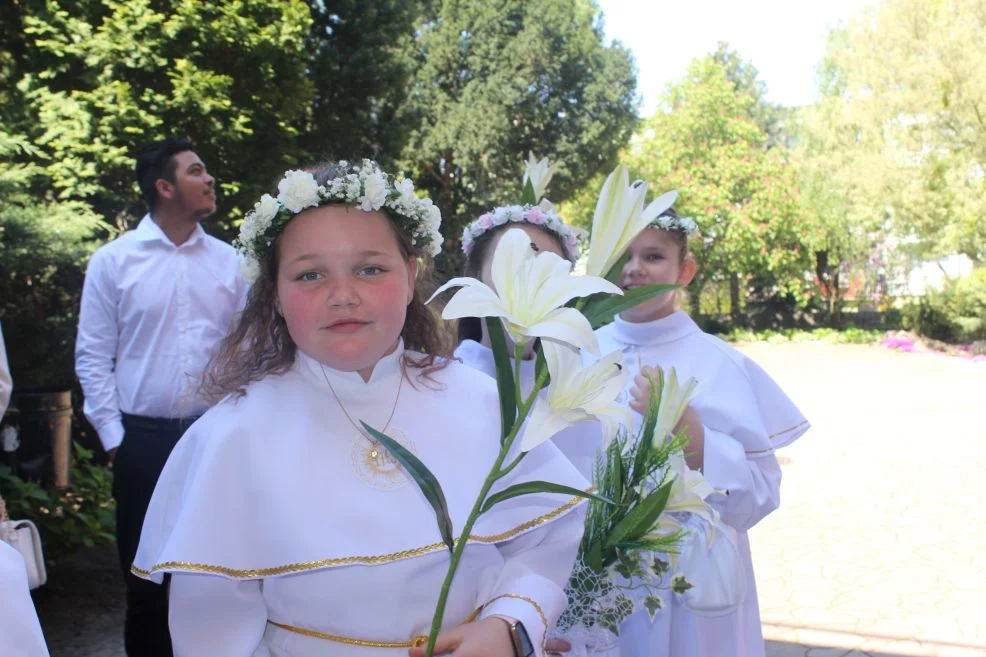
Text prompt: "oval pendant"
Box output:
[[351, 428, 417, 491]]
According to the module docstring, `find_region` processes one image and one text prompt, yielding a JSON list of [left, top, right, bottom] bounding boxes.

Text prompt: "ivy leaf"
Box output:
[[643, 594, 664, 621]]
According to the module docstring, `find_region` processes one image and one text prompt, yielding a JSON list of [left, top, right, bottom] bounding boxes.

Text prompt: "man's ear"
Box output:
[[155, 178, 175, 202]]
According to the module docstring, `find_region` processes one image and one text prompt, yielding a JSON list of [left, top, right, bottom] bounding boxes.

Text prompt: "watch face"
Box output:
[[513, 621, 535, 657]]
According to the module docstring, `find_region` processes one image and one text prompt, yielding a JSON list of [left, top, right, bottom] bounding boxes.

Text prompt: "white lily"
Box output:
[[643, 366, 699, 449], [521, 341, 634, 451], [522, 152, 558, 203], [429, 228, 622, 354], [584, 165, 679, 278]]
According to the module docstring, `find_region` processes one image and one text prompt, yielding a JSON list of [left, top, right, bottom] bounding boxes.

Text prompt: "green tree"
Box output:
[[397, 0, 638, 274], [307, 0, 424, 163], [0, 0, 314, 386], [824, 0, 986, 262], [626, 48, 810, 323]]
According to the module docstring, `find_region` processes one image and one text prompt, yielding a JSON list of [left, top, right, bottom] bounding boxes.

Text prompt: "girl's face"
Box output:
[[618, 228, 696, 323], [276, 205, 417, 380]]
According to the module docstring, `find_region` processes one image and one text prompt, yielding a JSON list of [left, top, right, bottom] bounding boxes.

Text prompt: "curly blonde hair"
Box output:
[[201, 162, 452, 402]]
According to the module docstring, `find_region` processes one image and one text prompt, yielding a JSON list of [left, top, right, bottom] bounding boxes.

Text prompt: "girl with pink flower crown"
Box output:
[[596, 202, 810, 657], [131, 160, 590, 657]]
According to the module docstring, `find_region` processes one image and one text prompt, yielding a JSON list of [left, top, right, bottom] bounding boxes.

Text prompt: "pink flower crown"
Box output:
[[461, 204, 586, 262]]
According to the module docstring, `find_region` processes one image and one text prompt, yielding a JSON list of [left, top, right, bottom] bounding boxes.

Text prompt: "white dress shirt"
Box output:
[[0, 322, 11, 418], [75, 215, 249, 451]]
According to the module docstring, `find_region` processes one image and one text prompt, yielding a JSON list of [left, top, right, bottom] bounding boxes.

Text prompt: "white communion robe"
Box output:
[[132, 343, 589, 657], [0, 541, 50, 657], [596, 312, 810, 657]]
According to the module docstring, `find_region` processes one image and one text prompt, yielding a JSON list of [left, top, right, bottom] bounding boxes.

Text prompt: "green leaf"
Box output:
[[604, 481, 673, 549], [584, 284, 679, 329], [520, 178, 538, 206], [672, 574, 694, 594], [643, 594, 664, 621], [480, 481, 611, 514], [361, 422, 456, 552], [485, 317, 517, 443]]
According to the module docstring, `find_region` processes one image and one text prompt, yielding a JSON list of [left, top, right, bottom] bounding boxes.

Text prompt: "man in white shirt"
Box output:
[[75, 137, 248, 657]]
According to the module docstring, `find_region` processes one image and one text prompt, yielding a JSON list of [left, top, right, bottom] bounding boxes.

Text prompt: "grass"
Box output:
[[720, 327, 885, 345]]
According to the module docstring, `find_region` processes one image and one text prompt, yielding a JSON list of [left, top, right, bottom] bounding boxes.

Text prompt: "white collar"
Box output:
[[296, 339, 406, 390], [135, 214, 207, 248], [609, 310, 701, 346]]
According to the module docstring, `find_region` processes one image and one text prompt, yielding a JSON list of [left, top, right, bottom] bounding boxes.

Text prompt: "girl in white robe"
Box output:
[[0, 540, 50, 657], [452, 211, 744, 657], [132, 161, 589, 657], [596, 207, 810, 657]]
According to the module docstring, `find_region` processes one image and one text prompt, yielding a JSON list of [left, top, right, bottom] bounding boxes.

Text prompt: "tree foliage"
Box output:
[[397, 0, 638, 273], [822, 0, 986, 262], [625, 46, 810, 321]]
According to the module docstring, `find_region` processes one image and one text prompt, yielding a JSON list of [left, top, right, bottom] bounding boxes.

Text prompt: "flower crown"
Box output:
[[650, 210, 699, 237], [460, 153, 586, 262], [234, 160, 443, 282], [462, 205, 586, 262]]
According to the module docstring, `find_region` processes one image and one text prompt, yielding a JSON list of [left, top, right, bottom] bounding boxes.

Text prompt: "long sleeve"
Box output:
[[702, 428, 781, 533], [75, 249, 124, 451], [169, 574, 270, 657], [0, 322, 11, 418], [479, 508, 584, 656], [0, 542, 50, 657]]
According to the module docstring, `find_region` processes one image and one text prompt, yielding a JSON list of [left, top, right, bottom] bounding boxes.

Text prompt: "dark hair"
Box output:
[[455, 222, 566, 345], [201, 161, 451, 402], [135, 137, 196, 210]]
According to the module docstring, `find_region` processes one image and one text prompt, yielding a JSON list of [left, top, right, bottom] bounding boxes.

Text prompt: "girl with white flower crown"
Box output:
[[596, 201, 810, 657], [131, 160, 590, 657]]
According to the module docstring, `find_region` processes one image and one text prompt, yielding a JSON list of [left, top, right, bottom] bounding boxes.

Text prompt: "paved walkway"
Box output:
[[31, 343, 986, 656], [744, 343, 986, 657]]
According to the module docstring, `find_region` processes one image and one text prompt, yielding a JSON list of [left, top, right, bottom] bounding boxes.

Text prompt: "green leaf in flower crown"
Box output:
[[604, 480, 673, 549], [360, 422, 456, 552], [520, 178, 538, 206], [583, 284, 679, 329], [643, 594, 664, 621], [485, 317, 517, 443], [479, 481, 611, 514]]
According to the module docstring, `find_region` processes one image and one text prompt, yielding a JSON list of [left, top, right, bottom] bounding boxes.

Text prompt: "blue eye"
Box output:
[[297, 271, 322, 282], [360, 266, 384, 277]]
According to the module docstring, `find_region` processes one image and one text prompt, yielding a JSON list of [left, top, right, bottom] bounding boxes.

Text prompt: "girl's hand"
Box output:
[[629, 365, 664, 415], [545, 638, 572, 655], [630, 366, 705, 470], [408, 616, 515, 657]]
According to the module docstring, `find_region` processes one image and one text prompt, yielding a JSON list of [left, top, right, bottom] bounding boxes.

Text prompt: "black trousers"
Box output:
[[113, 413, 197, 657]]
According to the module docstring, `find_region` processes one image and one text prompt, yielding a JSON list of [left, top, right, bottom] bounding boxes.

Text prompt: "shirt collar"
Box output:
[[609, 310, 701, 346], [134, 214, 207, 248]]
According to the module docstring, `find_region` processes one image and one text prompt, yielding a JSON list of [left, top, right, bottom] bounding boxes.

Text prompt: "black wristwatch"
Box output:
[[500, 618, 535, 657]]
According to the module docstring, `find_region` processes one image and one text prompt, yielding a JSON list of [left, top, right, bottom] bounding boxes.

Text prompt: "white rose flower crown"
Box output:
[[234, 159, 444, 282]]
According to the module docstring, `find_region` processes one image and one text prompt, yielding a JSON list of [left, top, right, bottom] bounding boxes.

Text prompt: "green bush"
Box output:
[[0, 443, 115, 561], [902, 268, 986, 343], [721, 327, 884, 345]]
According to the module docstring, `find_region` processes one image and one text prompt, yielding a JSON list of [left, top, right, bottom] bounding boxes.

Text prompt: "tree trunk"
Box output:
[[729, 273, 741, 327]]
